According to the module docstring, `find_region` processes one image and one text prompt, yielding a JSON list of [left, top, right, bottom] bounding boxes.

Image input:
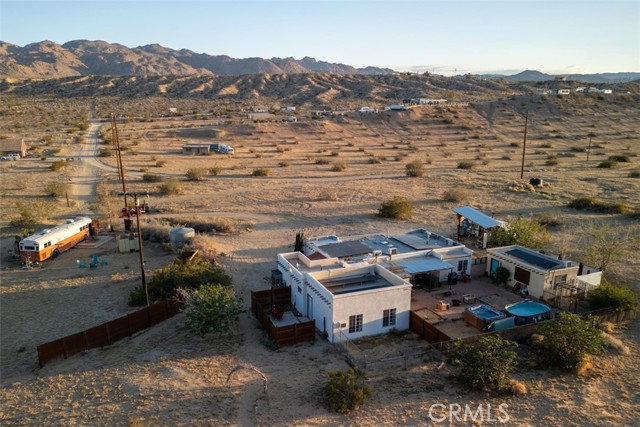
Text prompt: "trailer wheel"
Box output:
[[52, 249, 60, 258]]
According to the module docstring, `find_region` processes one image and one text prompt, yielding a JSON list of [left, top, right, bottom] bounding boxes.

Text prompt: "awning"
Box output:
[[453, 206, 504, 229], [395, 258, 454, 274]]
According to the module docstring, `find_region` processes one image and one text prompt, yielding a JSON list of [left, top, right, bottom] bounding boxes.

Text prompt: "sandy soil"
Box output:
[[1, 95, 639, 426]]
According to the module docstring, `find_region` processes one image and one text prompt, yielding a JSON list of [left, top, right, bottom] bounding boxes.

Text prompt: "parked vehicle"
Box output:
[[18, 217, 92, 264], [1, 153, 20, 160], [218, 144, 234, 154]]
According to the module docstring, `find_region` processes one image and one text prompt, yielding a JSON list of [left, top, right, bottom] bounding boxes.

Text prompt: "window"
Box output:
[[348, 314, 363, 333], [458, 259, 469, 271], [383, 308, 396, 327], [297, 286, 302, 294]]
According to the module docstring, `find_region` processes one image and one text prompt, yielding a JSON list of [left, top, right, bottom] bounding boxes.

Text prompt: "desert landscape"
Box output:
[[1, 73, 639, 426]]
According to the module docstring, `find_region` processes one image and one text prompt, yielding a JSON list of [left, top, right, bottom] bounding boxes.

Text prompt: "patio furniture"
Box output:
[[460, 271, 471, 282], [436, 300, 450, 311], [76, 259, 87, 268], [463, 294, 476, 304]]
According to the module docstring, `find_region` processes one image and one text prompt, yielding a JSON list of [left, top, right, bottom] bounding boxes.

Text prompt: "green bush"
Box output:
[[629, 169, 640, 178], [588, 284, 638, 311], [405, 160, 424, 177], [457, 161, 475, 170], [323, 368, 370, 414], [142, 173, 165, 183], [209, 166, 222, 175], [608, 154, 630, 163], [98, 148, 114, 157], [252, 168, 270, 177], [442, 186, 469, 203], [598, 159, 616, 168], [568, 197, 629, 214], [50, 160, 70, 171], [534, 312, 605, 370], [489, 217, 549, 249], [128, 257, 233, 306], [493, 266, 510, 285], [10, 200, 57, 226], [378, 196, 413, 220], [447, 335, 518, 390], [158, 180, 183, 195], [186, 168, 208, 181], [184, 284, 245, 335], [331, 161, 347, 172]]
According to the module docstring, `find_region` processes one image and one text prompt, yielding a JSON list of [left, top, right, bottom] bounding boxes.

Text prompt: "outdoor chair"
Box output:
[[76, 259, 88, 268]]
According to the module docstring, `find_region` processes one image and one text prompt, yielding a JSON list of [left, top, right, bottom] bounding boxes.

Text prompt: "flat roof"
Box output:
[[320, 241, 372, 258], [453, 206, 504, 229], [504, 248, 564, 270], [394, 258, 454, 274], [321, 274, 395, 295]]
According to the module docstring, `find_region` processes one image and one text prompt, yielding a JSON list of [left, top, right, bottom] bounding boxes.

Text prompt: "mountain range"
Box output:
[[0, 40, 394, 78], [479, 70, 640, 84]]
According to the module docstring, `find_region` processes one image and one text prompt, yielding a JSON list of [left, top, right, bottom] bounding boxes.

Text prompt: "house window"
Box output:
[[297, 286, 302, 294], [348, 314, 363, 333], [458, 259, 469, 271], [554, 274, 567, 285], [383, 309, 396, 327]]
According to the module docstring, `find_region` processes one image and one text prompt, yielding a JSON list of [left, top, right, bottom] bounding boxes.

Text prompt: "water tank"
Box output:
[[169, 227, 196, 252]]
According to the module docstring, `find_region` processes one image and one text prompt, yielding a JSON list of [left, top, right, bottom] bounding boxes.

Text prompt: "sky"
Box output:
[[1, 0, 639, 75]]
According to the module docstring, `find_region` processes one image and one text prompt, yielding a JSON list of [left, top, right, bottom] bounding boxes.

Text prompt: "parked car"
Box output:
[[1, 153, 20, 160]]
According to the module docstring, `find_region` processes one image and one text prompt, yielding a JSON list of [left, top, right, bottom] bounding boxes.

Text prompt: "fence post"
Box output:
[[126, 313, 132, 337], [105, 322, 112, 345]]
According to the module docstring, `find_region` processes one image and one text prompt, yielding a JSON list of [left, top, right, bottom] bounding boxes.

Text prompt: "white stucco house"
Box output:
[[276, 229, 473, 342], [486, 245, 602, 302]]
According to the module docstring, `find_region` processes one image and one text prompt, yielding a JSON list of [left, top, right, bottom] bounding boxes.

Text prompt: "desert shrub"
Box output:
[[252, 168, 270, 177], [44, 181, 69, 197], [315, 158, 330, 165], [158, 180, 183, 195], [588, 284, 638, 311], [608, 154, 630, 163], [405, 160, 424, 177], [533, 312, 605, 370], [493, 266, 510, 285], [442, 186, 470, 203], [142, 173, 165, 183], [629, 169, 640, 178], [140, 219, 171, 243], [457, 161, 475, 170], [324, 368, 370, 414], [489, 218, 549, 249], [10, 200, 57, 226], [278, 161, 290, 167], [128, 257, 232, 306], [50, 160, 71, 171], [207, 166, 221, 176], [98, 148, 114, 157], [567, 197, 629, 214], [367, 156, 382, 164], [183, 284, 245, 335], [155, 160, 168, 167], [378, 196, 413, 220], [331, 161, 347, 172], [447, 335, 518, 390], [598, 159, 616, 168], [510, 142, 520, 147], [186, 168, 208, 181]]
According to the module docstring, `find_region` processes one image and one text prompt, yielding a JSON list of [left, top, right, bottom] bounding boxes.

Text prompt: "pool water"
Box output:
[[505, 301, 550, 317], [467, 304, 504, 319]]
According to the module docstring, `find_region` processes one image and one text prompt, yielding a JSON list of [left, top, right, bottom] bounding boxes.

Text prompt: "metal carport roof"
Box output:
[[453, 206, 504, 229]]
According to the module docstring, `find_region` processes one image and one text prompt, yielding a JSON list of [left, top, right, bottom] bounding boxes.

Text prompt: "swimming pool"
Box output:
[[505, 301, 551, 325], [464, 304, 506, 330]]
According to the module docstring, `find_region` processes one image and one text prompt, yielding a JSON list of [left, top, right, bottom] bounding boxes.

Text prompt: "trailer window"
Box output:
[[23, 246, 35, 251]]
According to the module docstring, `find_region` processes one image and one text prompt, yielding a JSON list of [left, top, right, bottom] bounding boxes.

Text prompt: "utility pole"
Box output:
[[520, 110, 529, 180], [111, 114, 128, 209], [586, 135, 592, 161], [134, 193, 149, 306]]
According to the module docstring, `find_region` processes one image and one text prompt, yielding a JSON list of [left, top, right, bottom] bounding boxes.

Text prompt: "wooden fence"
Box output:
[[251, 287, 315, 348], [409, 311, 452, 344], [37, 299, 182, 368]]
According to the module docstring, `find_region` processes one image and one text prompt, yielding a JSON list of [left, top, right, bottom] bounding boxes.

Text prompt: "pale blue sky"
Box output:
[[1, 0, 638, 75]]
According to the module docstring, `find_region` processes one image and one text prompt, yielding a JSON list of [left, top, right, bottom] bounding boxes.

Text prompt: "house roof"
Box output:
[[394, 258, 454, 274], [307, 251, 326, 261], [320, 240, 372, 258], [453, 206, 504, 229], [0, 138, 25, 152], [503, 247, 564, 270]]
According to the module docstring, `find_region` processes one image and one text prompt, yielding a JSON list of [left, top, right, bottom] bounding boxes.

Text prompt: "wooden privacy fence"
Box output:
[[37, 299, 182, 368], [409, 311, 452, 344], [251, 287, 315, 348]]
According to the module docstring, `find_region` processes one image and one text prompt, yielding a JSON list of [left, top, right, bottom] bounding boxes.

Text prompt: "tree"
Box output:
[[447, 335, 518, 390], [324, 367, 370, 414], [294, 230, 305, 252], [533, 312, 605, 370], [588, 283, 638, 311], [580, 222, 628, 273], [378, 196, 413, 220], [489, 217, 549, 249], [183, 284, 245, 335]]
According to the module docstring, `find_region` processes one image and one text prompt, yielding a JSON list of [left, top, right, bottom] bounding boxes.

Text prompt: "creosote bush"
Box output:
[[533, 312, 605, 370], [252, 168, 270, 177], [186, 168, 209, 181], [447, 335, 518, 391], [378, 196, 413, 220], [142, 173, 165, 183], [45, 181, 70, 197], [50, 160, 71, 171], [588, 283, 638, 311], [405, 159, 424, 177], [183, 284, 245, 335], [324, 368, 370, 414], [442, 186, 470, 203], [10, 200, 58, 226], [158, 180, 184, 195], [457, 161, 475, 170], [331, 161, 347, 172]]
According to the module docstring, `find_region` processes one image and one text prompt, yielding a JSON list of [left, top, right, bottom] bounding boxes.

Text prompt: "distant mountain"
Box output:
[[0, 40, 394, 78], [481, 69, 640, 83]]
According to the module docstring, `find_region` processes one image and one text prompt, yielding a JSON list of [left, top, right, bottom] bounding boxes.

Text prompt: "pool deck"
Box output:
[[410, 275, 527, 339]]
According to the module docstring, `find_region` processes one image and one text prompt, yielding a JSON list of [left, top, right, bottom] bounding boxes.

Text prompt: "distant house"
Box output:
[[181, 144, 211, 155], [168, 108, 178, 115], [575, 87, 587, 93], [557, 89, 570, 95], [602, 89, 613, 94], [389, 104, 407, 111], [281, 106, 296, 112], [0, 138, 27, 157], [486, 245, 601, 302], [357, 107, 376, 113]]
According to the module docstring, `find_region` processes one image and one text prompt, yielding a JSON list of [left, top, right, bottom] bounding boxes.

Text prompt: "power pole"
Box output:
[[586, 136, 592, 161], [520, 110, 529, 180], [111, 114, 128, 209], [134, 193, 149, 306]]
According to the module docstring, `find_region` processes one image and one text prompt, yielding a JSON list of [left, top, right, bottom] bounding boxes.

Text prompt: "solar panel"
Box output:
[[505, 248, 563, 270]]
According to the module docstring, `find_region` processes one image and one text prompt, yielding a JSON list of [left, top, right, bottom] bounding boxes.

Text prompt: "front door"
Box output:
[[307, 295, 313, 320], [490, 259, 500, 280]]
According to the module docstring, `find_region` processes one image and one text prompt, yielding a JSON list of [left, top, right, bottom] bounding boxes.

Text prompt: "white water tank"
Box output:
[[169, 227, 196, 252]]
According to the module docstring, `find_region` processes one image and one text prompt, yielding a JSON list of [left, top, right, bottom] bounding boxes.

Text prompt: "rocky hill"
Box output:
[[0, 40, 394, 78]]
